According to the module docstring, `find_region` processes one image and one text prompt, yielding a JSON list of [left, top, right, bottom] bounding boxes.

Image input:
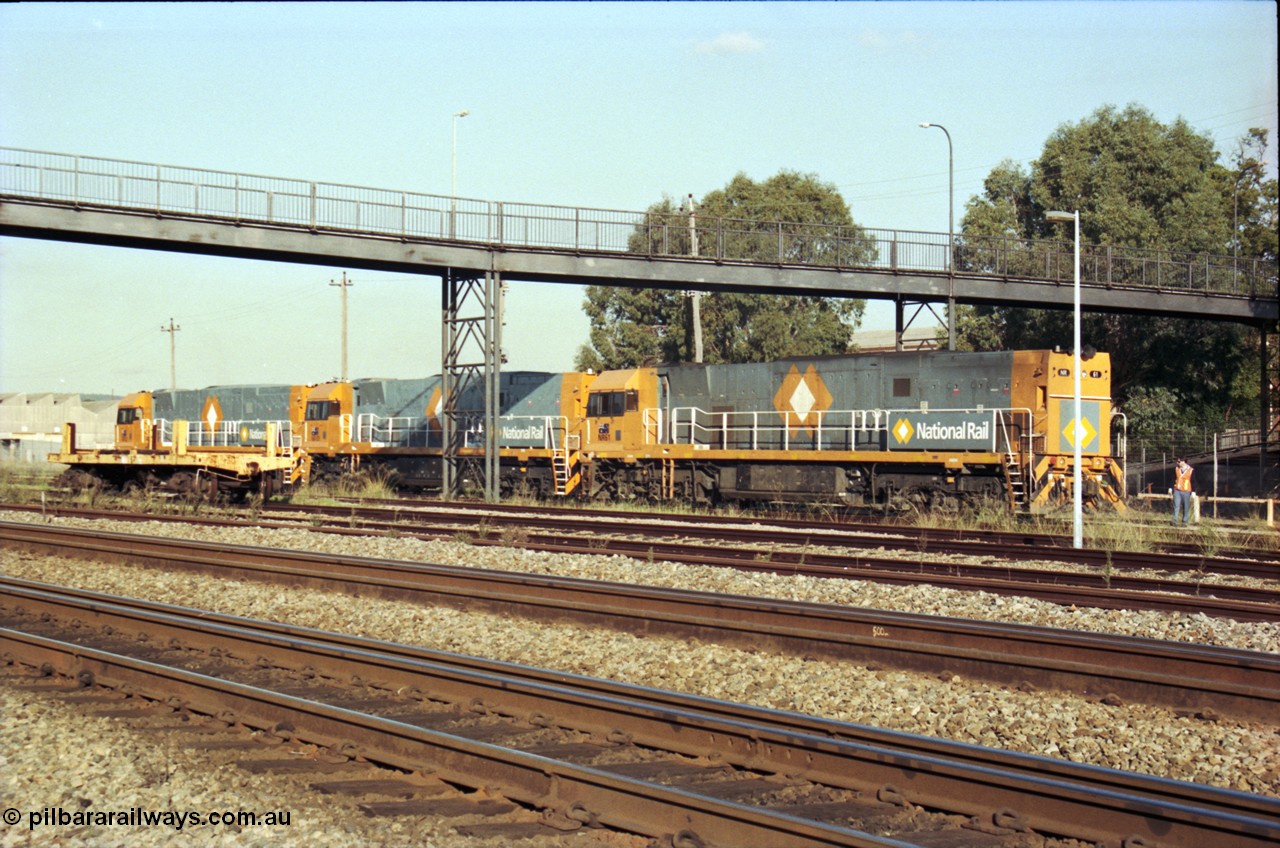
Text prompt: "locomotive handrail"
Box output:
[[352, 412, 568, 451], [2, 147, 1274, 297], [143, 418, 296, 451], [356, 413, 432, 447], [649, 405, 1040, 454], [1111, 411, 1129, 499], [184, 419, 294, 449]]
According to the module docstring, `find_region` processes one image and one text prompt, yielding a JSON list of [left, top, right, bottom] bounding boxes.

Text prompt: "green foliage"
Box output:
[[955, 104, 1276, 440], [1029, 104, 1227, 251], [578, 171, 872, 369], [1229, 128, 1278, 262]]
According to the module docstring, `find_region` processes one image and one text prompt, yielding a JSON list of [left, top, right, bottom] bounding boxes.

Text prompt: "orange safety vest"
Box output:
[[1174, 465, 1193, 492]]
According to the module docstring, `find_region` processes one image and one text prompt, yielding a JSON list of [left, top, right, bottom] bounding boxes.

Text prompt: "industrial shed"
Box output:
[[0, 392, 119, 463]]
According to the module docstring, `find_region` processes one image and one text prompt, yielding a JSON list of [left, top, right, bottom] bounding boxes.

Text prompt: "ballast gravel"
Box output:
[[5, 510, 1274, 652], [0, 674, 645, 848], [1, 507, 1277, 848]]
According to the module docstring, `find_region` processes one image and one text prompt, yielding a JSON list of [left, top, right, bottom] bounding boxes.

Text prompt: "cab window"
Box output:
[[117, 407, 140, 425], [587, 390, 637, 417], [306, 400, 340, 421]]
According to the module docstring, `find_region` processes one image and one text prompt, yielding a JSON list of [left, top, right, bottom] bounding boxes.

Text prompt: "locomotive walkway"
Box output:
[[1, 147, 1276, 325]]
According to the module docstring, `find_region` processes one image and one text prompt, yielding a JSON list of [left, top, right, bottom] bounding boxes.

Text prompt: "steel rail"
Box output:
[[267, 500, 1280, 579], [276, 508, 1280, 618], [3, 579, 1276, 848], [0, 632, 885, 847], [319, 495, 1280, 559], [2, 574, 1266, 825], [7, 502, 1276, 620], [12, 504, 1280, 604], [16, 498, 1279, 576], [2, 520, 1277, 723]]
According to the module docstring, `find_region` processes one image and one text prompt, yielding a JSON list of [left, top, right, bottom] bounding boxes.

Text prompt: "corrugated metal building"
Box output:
[[1, 392, 119, 462]]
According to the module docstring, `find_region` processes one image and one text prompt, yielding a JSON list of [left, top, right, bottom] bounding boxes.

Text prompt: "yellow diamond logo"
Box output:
[[892, 417, 915, 445], [1062, 416, 1097, 450]]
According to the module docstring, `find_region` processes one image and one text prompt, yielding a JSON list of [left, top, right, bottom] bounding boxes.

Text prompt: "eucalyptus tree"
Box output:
[[949, 105, 1275, 442], [575, 170, 876, 370]]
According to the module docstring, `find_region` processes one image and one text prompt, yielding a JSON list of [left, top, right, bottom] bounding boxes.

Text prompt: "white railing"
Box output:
[[645, 406, 1034, 454], [3, 146, 1271, 296], [356, 414, 432, 447], [351, 413, 568, 450], [150, 418, 294, 453]]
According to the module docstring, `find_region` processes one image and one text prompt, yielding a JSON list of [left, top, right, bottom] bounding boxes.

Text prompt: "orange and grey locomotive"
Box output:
[[578, 348, 1123, 511], [54, 348, 1125, 511]]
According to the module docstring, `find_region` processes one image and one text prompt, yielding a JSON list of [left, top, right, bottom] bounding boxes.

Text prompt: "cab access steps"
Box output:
[[552, 449, 580, 496], [1004, 453, 1028, 511]]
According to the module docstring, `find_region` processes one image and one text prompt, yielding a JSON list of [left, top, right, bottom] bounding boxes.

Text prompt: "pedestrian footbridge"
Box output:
[[1, 147, 1274, 326]]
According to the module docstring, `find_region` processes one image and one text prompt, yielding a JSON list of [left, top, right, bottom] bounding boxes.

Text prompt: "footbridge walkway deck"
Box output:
[[1, 147, 1275, 326]]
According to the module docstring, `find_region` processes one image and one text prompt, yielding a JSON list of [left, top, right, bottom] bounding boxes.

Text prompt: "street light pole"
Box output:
[[687, 193, 703, 363], [1047, 209, 1083, 549], [919, 122, 955, 350], [451, 109, 469, 238]]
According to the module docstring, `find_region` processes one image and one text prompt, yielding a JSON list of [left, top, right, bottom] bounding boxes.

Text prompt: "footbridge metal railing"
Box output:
[[1, 146, 1274, 297]]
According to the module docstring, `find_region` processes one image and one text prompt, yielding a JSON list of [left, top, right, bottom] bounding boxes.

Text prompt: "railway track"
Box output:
[[325, 495, 1280, 560], [5, 503, 1279, 621], [261, 499, 1280, 585], [3, 578, 1276, 848], [23, 489, 1279, 562], [2, 520, 1276, 723]]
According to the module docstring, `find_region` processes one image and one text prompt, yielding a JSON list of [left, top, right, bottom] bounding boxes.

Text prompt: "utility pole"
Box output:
[[687, 194, 703, 364], [160, 318, 181, 390], [330, 272, 353, 381]]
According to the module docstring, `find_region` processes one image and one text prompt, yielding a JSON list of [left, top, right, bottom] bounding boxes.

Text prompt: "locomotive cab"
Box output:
[[1012, 349, 1124, 510], [583, 369, 656, 453], [301, 383, 354, 453], [115, 391, 155, 450]]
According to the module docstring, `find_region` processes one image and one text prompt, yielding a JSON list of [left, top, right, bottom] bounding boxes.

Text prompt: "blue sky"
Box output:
[[1, 1, 1275, 394]]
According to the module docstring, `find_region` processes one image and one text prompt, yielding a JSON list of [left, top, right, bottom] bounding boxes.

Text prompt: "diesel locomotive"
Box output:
[[51, 348, 1126, 511], [53, 384, 305, 500]]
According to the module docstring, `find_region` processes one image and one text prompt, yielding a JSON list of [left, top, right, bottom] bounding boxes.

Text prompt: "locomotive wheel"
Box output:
[[55, 469, 106, 495], [167, 471, 197, 495]]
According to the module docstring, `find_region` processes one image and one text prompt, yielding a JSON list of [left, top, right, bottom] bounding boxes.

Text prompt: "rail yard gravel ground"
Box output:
[[2, 509, 1278, 847], [0, 676, 645, 848]]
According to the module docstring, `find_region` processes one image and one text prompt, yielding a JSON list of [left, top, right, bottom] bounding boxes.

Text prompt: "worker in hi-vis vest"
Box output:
[[1171, 458, 1194, 526]]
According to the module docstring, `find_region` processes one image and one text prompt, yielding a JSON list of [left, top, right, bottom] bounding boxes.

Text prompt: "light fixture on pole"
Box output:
[[919, 122, 955, 350], [451, 109, 470, 198], [1046, 209, 1083, 549], [451, 109, 470, 238]]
